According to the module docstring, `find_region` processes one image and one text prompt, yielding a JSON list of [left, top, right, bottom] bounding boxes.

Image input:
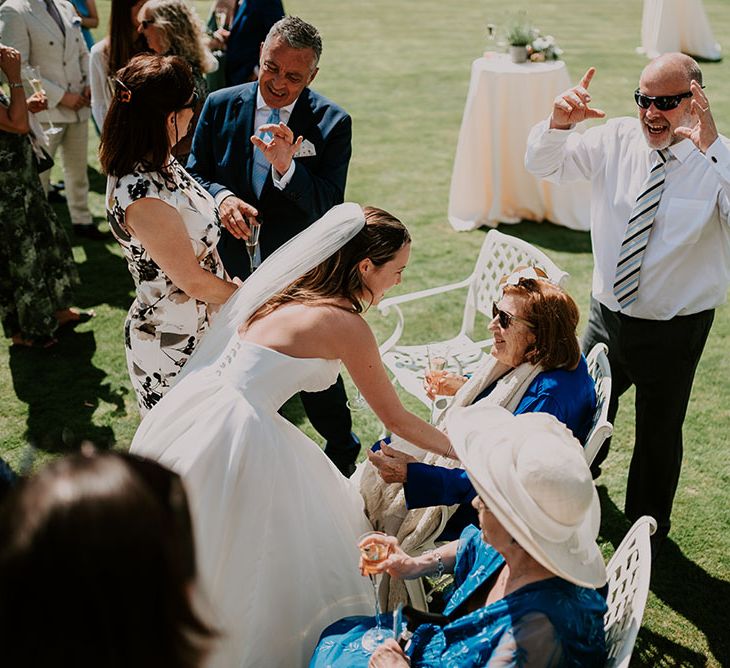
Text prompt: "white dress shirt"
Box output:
[[526, 117, 730, 319], [215, 89, 298, 207]]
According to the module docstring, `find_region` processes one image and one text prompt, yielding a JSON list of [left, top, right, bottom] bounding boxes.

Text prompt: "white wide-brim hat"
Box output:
[[446, 404, 607, 589]]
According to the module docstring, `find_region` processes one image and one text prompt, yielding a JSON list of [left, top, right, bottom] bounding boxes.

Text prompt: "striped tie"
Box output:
[[252, 107, 280, 199], [613, 149, 670, 309]]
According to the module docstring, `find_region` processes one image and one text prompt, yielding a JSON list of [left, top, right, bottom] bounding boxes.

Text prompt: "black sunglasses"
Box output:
[[179, 91, 199, 110], [140, 18, 155, 29], [492, 302, 534, 330], [633, 87, 703, 111]]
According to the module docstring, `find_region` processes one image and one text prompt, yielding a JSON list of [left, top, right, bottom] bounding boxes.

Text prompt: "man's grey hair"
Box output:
[[685, 59, 703, 87], [266, 16, 322, 67]]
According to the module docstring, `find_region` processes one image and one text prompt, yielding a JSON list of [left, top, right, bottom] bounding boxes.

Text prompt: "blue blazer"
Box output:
[[225, 0, 284, 86], [187, 82, 352, 278], [403, 356, 597, 539]]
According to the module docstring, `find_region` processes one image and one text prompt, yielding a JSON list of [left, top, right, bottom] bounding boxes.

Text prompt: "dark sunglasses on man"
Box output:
[[633, 86, 704, 112], [492, 302, 534, 330]]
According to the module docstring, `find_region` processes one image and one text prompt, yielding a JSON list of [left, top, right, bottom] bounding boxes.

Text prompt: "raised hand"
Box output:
[[550, 67, 606, 130], [674, 79, 719, 153], [0, 45, 22, 84], [250, 121, 303, 176]]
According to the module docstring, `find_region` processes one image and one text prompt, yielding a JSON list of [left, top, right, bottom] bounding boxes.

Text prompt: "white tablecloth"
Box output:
[[640, 0, 721, 61], [448, 54, 591, 232]]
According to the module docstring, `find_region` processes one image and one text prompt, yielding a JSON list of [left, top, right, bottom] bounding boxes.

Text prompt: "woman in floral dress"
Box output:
[[0, 44, 84, 349], [100, 54, 237, 414]]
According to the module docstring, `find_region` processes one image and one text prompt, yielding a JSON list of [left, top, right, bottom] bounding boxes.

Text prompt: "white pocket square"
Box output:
[[294, 139, 316, 158]]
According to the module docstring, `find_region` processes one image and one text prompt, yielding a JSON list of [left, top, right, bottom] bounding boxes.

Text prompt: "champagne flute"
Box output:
[[214, 8, 227, 30], [359, 531, 395, 652], [346, 388, 369, 412], [486, 23, 497, 53], [426, 346, 448, 423], [246, 217, 261, 273], [24, 65, 62, 136]]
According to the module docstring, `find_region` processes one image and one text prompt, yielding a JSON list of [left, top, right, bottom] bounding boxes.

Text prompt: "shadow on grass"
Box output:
[[597, 487, 728, 666], [487, 219, 593, 254], [8, 330, 126, 455]]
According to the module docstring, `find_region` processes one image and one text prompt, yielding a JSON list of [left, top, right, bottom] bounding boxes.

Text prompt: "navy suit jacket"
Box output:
[[225, 0, 284, 86], [187, 82, 352, 279]]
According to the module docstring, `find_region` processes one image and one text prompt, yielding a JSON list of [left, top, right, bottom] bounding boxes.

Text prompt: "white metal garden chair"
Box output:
[[377, 229, 569, 409], [604, 515, 657, 668], [584, 343, 614, 467]]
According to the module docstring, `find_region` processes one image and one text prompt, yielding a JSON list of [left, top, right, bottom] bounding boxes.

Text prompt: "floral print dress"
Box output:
[[0, 92, 79, 342], [106, 159, 224, 415]]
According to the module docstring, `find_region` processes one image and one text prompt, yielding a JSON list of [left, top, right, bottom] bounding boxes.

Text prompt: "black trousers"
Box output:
[[300, 374, 359, 470], [582, 298, 714, 537]]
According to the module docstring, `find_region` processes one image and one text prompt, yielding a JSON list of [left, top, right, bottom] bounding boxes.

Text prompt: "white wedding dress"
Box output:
[[130, 204, 376, 667]]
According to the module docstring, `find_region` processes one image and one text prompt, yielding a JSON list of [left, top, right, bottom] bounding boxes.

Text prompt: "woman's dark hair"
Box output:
[[106, 0, 148, 75], [504, 278, 581, 370], [99, 53, 194, 177], [0, 452, 216, 668], [248, 206, 411, 325]]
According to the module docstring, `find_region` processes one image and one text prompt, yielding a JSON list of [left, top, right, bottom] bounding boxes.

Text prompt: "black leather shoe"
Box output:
[[48, 189, 67, 203], [73, 225, 110, 241]]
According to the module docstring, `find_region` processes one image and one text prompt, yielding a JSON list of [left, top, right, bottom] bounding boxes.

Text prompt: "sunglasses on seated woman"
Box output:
[[492, 302, 534, 329], [633, 87, 703, 111]]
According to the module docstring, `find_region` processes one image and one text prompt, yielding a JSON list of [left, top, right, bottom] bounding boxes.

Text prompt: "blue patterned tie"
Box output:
[[613, 148, 670, 309], [252, 107, 280, 198]]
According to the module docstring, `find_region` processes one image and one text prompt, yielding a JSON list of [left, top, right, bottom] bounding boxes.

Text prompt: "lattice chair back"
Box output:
[[460, 229, 570, 341], [604, 516, 657, 668], [584, 343, 614, 466]]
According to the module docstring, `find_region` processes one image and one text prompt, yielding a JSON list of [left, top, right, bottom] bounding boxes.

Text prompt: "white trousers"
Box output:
[[39, 120, 92, 227]]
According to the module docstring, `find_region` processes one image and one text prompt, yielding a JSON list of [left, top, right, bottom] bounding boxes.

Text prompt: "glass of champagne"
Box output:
[[24, 65, 62, 136], [246, 217, 261, 273], [359, 531, 395, 652], [426, 346, 448, 423], [214, 8, 227, 30]]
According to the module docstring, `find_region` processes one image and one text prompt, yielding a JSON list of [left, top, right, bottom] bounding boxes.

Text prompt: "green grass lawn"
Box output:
[[2, 0, 729, 664]]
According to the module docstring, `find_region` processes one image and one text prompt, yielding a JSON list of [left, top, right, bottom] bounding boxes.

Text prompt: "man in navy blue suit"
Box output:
[[225, 0, 285, 86], [187, 15, 359, 476]]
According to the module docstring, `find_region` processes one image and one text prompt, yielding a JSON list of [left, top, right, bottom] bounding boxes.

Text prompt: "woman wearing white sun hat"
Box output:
[[311, 404, 608, 667]]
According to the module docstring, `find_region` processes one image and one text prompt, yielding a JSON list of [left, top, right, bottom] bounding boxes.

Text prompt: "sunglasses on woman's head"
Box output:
[[492, 302, 534, 329], [633, 88, 702, 111], [179, 91, 199, 110]]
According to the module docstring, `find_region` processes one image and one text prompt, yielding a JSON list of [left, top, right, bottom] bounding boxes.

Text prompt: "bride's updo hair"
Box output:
[[249, 206, 411, 323]]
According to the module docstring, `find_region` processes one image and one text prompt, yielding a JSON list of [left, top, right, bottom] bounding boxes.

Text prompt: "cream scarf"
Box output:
[[356, 354, 543, 608]]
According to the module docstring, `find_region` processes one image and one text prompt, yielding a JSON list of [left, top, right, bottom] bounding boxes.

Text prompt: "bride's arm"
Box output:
[[336, 315, 453, 459]]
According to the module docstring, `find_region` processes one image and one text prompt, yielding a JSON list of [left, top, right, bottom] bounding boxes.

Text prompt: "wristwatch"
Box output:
[[8, 82, 24, 89]]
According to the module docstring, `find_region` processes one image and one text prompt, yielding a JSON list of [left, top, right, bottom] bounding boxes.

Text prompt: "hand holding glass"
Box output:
[[358, 531, 395, 652], [24, 66, 61, 135], [426, 348, 448, 423]]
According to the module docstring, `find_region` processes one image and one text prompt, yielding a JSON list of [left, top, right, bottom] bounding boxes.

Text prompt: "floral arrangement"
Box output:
[[528, 32, 563, 61], [505, 13, 532, 47], [503, 11, 563, 62]]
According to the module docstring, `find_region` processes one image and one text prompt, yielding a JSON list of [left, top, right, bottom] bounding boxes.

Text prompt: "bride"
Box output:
[[130, 203, 452, 667]]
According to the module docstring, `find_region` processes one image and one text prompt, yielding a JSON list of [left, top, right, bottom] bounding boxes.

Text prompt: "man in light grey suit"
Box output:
[[0, 0, 103, 239]]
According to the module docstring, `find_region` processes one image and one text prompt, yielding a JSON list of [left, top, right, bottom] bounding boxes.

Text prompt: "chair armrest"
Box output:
[[377, 277, 472, 315], [376, 278, 472, 355]]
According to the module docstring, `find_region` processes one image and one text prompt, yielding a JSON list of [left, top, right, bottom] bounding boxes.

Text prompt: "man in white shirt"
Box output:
[[525, 53, 730, 555]]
